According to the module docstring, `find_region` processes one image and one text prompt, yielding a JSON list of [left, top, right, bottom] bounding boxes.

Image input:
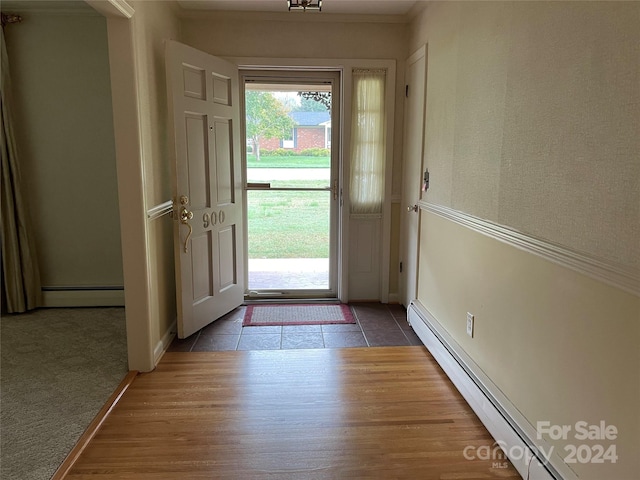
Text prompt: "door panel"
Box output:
[[183, 65, 206, 99], [167, 40, 244, 338], [212, 74, 231, 105], [186, 114, 210, 207], [214, 119, 233, 204], [191, 233, 213, 301], [218, 226, 236, 289]]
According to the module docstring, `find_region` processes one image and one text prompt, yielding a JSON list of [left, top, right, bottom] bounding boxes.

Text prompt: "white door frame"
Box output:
[[88, 0, 155, 372], [240, 69, 341, 299], [232, 57, 396, 304]]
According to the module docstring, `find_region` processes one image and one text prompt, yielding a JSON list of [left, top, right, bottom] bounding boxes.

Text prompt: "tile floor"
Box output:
[[168, 302, 423, 352]]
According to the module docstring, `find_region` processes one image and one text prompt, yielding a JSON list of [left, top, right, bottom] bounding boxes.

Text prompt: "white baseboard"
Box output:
[[154, 320, 177, 365], [41, 289, 125, 307], [408, 300, 575, 480]]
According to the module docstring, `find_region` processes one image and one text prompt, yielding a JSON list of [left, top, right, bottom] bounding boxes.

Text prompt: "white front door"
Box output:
[[166, 41, 244, 338], [400, 46, 427, 308]]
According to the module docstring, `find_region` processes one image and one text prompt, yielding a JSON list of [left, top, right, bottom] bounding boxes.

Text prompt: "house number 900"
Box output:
[[202, 211, 218, 229], [202, 210, 226, 229]]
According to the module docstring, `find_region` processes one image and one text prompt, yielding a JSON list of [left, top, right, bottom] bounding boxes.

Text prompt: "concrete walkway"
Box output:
[[248, 258, 329, 290]]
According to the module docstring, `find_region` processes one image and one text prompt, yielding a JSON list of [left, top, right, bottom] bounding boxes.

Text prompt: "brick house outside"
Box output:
[[257, 111, 331, 152]]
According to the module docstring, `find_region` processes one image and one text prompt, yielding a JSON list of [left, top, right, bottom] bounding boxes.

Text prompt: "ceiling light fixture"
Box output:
[[287, 0, 322, 12]]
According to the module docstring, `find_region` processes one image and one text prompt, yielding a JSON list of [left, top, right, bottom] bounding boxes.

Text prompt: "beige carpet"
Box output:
[[0, 307, 128, 480]]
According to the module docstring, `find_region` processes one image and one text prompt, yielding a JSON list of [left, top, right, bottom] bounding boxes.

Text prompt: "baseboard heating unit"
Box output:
[[41, 286, 125, 307], [407, 300, 575, 480]]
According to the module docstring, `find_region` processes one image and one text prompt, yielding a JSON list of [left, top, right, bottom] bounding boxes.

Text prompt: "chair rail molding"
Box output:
[[420, 202, 639, 297], [147, 200, 174, 221]]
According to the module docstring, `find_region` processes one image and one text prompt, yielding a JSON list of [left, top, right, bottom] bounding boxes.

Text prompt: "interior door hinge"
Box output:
[[400, 261, 403, 273], [405, 85, 409, 97]]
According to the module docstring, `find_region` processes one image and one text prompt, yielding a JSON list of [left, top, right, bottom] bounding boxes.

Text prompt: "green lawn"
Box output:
[[247, 155, 330, 168], [247, 180, 330, 258]]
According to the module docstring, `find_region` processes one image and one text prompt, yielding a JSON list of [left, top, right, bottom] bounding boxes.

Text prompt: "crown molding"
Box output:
[[177, 9, 410, 24]]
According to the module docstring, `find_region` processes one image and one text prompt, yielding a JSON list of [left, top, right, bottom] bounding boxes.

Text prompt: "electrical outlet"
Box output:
[[466, 312, 474, 338]]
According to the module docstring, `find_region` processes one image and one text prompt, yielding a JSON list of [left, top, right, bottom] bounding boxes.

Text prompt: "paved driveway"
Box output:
[[247, 168, 330, 181]]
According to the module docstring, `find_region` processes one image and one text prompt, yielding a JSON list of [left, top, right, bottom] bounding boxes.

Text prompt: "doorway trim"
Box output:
[[232, 57, 396, 304], [88, 0, 156, 372]]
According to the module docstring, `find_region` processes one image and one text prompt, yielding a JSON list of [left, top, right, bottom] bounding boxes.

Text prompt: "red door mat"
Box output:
[[243, 304, 355, 327]]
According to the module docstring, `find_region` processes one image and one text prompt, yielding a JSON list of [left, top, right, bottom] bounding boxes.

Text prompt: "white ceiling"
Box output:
[[177, 0, 420, 16]]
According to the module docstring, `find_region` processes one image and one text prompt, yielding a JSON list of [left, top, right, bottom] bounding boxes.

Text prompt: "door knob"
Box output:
[[180, 207, 194, 222], [407, 204, 418, 213], [180, 207, 194, 253]]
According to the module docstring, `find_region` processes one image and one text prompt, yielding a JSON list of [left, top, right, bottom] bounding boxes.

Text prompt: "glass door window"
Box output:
[[243, 72, 339, 299]]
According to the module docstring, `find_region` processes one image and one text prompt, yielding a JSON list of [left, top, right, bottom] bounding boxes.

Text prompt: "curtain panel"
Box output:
[[1, 26, 42, 313], [349, 69, 386, 215]]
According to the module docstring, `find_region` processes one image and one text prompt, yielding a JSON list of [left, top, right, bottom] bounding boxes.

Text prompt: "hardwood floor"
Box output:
[[64, 347, 520, 479]]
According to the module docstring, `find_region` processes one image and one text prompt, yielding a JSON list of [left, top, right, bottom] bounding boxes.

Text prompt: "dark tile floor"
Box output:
[[168, 303, 423, 352]]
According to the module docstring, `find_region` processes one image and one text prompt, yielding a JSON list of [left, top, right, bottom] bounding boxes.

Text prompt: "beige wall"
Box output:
[[411, 1, 639, 270], [6, 9, 123, 292], [410, 2, 640, 478], [181, 12, 407, 60]]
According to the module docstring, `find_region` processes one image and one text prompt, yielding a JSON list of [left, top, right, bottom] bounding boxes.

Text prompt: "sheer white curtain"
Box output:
[[349, 69, 386, 215]]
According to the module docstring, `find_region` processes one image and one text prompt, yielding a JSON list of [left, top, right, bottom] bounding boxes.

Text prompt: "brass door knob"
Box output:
[[180, 207, 194, 253]]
